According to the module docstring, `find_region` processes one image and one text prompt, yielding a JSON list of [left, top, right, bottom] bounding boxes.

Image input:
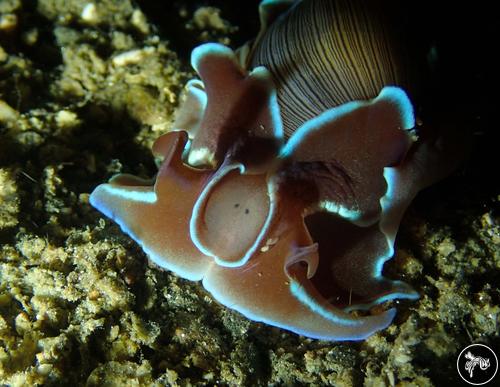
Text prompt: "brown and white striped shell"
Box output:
[[244, 0, 414, 136]]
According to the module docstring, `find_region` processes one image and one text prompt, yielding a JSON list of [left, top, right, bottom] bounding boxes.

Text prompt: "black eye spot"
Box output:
[[245, 209, 249, 214], [234, 203, 239, 208]]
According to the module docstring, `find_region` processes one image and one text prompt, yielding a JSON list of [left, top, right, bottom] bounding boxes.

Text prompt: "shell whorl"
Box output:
[[249, 0, 411, 137]]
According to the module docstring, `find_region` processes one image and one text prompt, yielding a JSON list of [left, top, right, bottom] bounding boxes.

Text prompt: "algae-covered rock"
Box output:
[[0, 169, 19, 228]]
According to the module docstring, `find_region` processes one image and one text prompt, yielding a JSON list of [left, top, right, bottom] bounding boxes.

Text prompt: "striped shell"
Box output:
[[248, 0, 412, 137]]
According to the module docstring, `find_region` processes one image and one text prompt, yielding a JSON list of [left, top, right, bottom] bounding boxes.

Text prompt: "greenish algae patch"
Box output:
[[0, 169, 19, 228], [1, 0, 499, 386]]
